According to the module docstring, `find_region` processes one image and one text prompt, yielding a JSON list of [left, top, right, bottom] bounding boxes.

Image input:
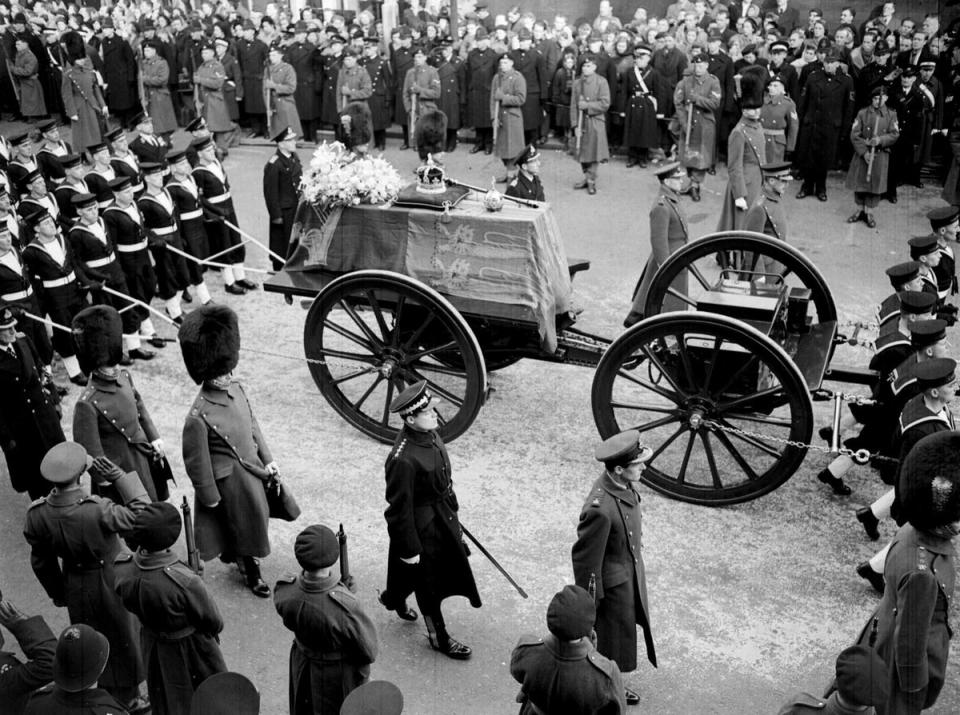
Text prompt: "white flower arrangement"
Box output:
[[300, 141, 405, 208]]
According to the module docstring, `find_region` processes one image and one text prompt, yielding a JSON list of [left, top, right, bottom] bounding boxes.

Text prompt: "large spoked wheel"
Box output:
[[643, 231, 837, 324], [304, 270, 487, 444], [592, 312, 813, 505]]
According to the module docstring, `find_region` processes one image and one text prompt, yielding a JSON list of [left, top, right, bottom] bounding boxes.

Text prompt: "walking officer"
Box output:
[[262, 126, 302, 272], [571, 430, 657, 707], [743, 162, 791, 245]]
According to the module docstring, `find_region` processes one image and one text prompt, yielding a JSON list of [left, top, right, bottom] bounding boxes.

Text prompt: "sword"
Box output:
[[460, 523, 528, 598]]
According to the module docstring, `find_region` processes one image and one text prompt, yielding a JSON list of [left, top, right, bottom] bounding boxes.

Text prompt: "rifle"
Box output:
[[575, 107, 583, 155], [337, 523, 350, 584], [866, 114, 880, 182], [4, 58, 19, 104], [263, 62, 273, 132], [684, 101, 693, 153], [410, 91, 418, 150], [493, 98, 500, 148], [181, 496, 201, 574]]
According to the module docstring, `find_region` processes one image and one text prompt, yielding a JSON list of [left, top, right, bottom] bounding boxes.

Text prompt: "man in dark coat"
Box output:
[[361, 36, 392, 151], [23, 443, 150, 712], [0, 305, 63, 500], [114, 502, 227, 715], [98, 20, 138, 125], [464, 29, 499, 153], [320, 36, 345, 130], [237, 22, 269, 138], [0, 595, 57, 714], [511, 585, 626, 715], [706, 33, 736, 163], [435, 40, 463, 152], [571, 430, 656, 707], [886, 66, 933, 200], [285, 23, 320, 142], [511, 28, 548, 145], [795, 47, 855, 202], [391, 29, 415, 148], [377, 380, 481, 660], [620, 43, 661, 168], [262, 126, 302, 271], [506, 144, 545, 201], [275, 524, 378, 714]]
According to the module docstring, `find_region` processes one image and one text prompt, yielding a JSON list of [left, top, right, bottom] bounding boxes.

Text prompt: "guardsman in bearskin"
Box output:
[[0, 304, 63, 500], [128, 112, 170, 165], [511, 27, 548, 146], [68, 191, 151, 362], [274, 524, 378, 713], [506, 144, 544, 201], [625, 162, 690, 327], [760, 76, 798, 163], [103, 176, 165, 349], [193, 136, 254, 295], [620, 43, 661, 169], [361, 35, 392, 151], [35, 120, 71, 189], [23, 443, 150, 713], [166, 149, 213, 306], [571, 430, 656, 707], [718, 66, 766, 232], [106, 128, 144, 199], [83, 142, 117, 210], [53, 154, 89, 227], [378, 380, 481, 660], [340, 102, 374, 155], [179, 304, 281, 598], [18, 170, 65, 239], [414, 108, 446, 164], [114, 502, 227, 714], [72, 305, 169, 502], [0, 593, 57, 712], [0, 222, 53, 366], [139, 162, 190, 324], [21, 208, 90, 384], [511, 585, 626, 714], [6, 131, 39, 198], [672, 48, 720, 202], [846, 83, 899, 229], [846, 430, 960, 713], [263, 126, 302, 272], [928, 207, 959, 303]]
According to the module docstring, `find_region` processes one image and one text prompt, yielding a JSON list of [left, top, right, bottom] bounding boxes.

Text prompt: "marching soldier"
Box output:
[[68, 192, 151, 362], [35, 120, 71, 189], [53, 154, 89, 227], [166, 150, 213, 306], [23, 443, 150, 712], [361, 36, 392, 151], [0, 304, 63, 500], [114, 502, 227, 714], [717, 67, 766, 232], [83, 142, 117, 211], [194, 41, 235, 154], [274, 524, 378, 713], [506, 144, 545, 201], [571, 56, 611, 196], [0, 220, 53, 366], [193, 136, 254, 295], [263, 127, 302, 272], [465, 28, 498, 154], [378, 380, 481, 660], [846, 83, 899, 229], [625, 162, 690, 327], [760, 77, 798, 163], [511, 27, 548, 146], [139, 42, 178, 142], [673, 49, 721, 202], [128, 112, 170, 165], [619, 43, 662, 169], [511, 585, 626, 714], [491, 53, 526, 183], [138, 162, 190, 323], [571, 430, 657, 707], [106, 128, 144, 199], [264, 46, 300, 142]]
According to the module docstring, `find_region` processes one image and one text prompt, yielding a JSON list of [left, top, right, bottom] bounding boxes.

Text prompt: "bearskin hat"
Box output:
[[340, 101, 372, 150], [415, 109, 447, 156], [739, 64, 767, 110], [72, 306, 122, 375], [61, 30, 87, 63], [899, 431, 960, 531], [178, 304, 240, 384]]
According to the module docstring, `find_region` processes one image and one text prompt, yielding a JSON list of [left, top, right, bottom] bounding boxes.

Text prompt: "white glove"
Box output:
[[265, 461, 279, 476], [151, 439, 165, 457], [735, 197, 748, 210], [400, 554, 421, 564]]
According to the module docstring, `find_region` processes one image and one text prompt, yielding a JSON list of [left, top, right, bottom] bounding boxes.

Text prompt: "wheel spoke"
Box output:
[[641, 344, 689, 399], [316, 347, 379, 363], [716, 418, 782, 458], [364, 289, 392, 342], [711, 354, 759, 397], [717, 386, 786, 413], [401, 311, 436, 352], [616, 368, 684, 405], [381, 378, 397, 426], [353, 374, 384, 411], [322, 318, 376, 352], [630, 414, 681, 434], [724, 412, 793, 428], [609, 401, 677, 414], [390, 294, 407, 347], [665, 287, 697, 308], [408, 360, 470, 378], [687, 263, 713, 291], [702, 336, 723, 393], [330, 365, 379, 385], [676, 433, 696, 484], [710, 427, 760, 481], [674, 334, 698, 391], [407, 340, 458, 362], [646, 425, 685, 465], [405, 370, 464, 407], [699, 431, 723, 488], [339, 298, 384, 349]]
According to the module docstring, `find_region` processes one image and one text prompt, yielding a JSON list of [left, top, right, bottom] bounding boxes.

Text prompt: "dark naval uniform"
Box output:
[[114, 549, 227, 715], [934, 241, 956, 301], [0, 613, 57, 714], [620, 65, 662, 156], [262, 150, 302, 271], [166, 174, 208, 287], [102, 202, 156, 330], [889, 395, 955, 517], [83, 166, 116, 210], [571, 471, 656, 674], [21, 237, 87, 363], [464, 46, 499, 148], [110, 153, 143, 198], [853, 523, 955, 714], [505, 171, 544, 201], [36, 140, 71, 189], [22, 470, 149, 699], [274, 571, 379, 714], [0, 334, 63, 499], [138, 189, 191, 303], [73, 370, 165, 502], [0, 246, 53, 363], [193, 160, 244, 265], [869, 328, 913, 383], [510, 634, 625, 715], [54, 179, 90, 227]]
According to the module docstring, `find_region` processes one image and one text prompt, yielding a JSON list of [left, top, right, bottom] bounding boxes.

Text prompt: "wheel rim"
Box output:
[[304, 270, 487, 444], [643, 231, 837, 325], [592, 312, 813, 505]]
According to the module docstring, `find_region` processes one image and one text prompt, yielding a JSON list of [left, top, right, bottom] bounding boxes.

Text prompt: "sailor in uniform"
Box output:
[[928, 206, 959, 301], [53, 153, 90, 228], [83, 142, 117, 211], [138, 162, 189, 324], [166, 149, 212, 306], [35, 119, 72, 190], [875, 261, 924, 329]]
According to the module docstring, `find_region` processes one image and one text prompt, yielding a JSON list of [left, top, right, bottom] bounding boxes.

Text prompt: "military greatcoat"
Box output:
[[361, 54, 392, 131], [182, 380, 274, 561], [759, 94, 798, 162], [265, 61, 300, 137], [436, 58, 463, 130], [620, 65, 661, 149], [510, 46, 547, 131], [237, 38, 268, 115], [274, 571, 379, 715], [0, 613, 56, 713], [846, 104, 900, 195], [140, 55, 178, 134], [285, 41, 319, 122], [571, 73, 611, 164], [195, 59, 232, 132], [717, 116, 766, 232], [673, 72, 722, 170], [60, 61, 106, 151], [114, 549, 227, 715], [23, 472, 149, 695], [795, 70, 855, 173], [100, 35, 137, 114], [571, 471, 656, 673], [491, 68, 526, 160]]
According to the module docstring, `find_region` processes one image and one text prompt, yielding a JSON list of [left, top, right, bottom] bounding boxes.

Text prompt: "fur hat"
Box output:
[[178, 304, 240, 384], [72, 306, 122, 374], [899, 431, 960, 531], [61, 30, 87, 63], [415, 108, 447, 156], [739, 64, 767, 110], [340, 101, 372, 149]]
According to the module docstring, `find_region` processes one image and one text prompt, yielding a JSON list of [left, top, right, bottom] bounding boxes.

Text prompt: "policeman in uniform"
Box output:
[[0, 305, 63, 500], [571, 430, 657, 707], [262, 126, 302, 272], [886, 66, 933, 199], [378, 380, 481, 660], [625, 162, 689, 327], [760, 76, 798, 163], [0, 592, 57, 713], [619, 43, 661, 169], [114, 502, 227, 714], [361, 35, 392, 151], [506, 144, 544, 201], [767, 40, 799, 101], [510, 584, 626, 714], [510, 27, 548, 145], [928, 206, 958, 301], [138, 161, 190, 323], [846, 83, 899, 228], [274, 524, 378, 713], [22, 443, 150, 712]]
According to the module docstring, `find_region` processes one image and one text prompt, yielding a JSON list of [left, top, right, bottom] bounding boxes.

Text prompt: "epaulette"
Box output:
[[79, 494, 102, 504], [27, 496, 46, 509], [81, 385, 95, 399], [778, 692, 827, 710], [587, 487, 605, 508], [388, 436, 408, 463], [514, 634, 543, 648], [586, 650, 615, 677], [161, 562, 195, 590], [508, 177, 518, 188], [275, 573, 297, 585], [329, 587, 358, 608], [268, 155, 277, 164], [917, 545, 929, 571], [114, 552, 134, 564]]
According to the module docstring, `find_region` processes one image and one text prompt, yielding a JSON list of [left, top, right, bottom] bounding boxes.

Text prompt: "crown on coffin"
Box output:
[[415, 156, 447, 195]]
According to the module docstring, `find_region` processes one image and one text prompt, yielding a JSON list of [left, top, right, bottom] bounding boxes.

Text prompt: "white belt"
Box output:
[[42, 272, 75, 288], [207, 192, 232, 204], [153, 225, 177, 236], [2, 286, 32, 300], [116, 239, 148, 253], [86, 253, 116, 268], [180, 208, 203, 220]]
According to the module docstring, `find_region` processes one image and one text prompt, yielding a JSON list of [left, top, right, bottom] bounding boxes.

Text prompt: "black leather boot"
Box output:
[[240, 556, 270, 598]]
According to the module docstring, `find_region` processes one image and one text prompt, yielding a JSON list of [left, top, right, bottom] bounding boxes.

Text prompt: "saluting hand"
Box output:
[[0, 600, 26, 627]]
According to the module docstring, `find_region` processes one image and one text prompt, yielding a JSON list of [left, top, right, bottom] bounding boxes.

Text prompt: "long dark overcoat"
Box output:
[[795, 69, 855, 172], [464, 47, 499, 129]]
